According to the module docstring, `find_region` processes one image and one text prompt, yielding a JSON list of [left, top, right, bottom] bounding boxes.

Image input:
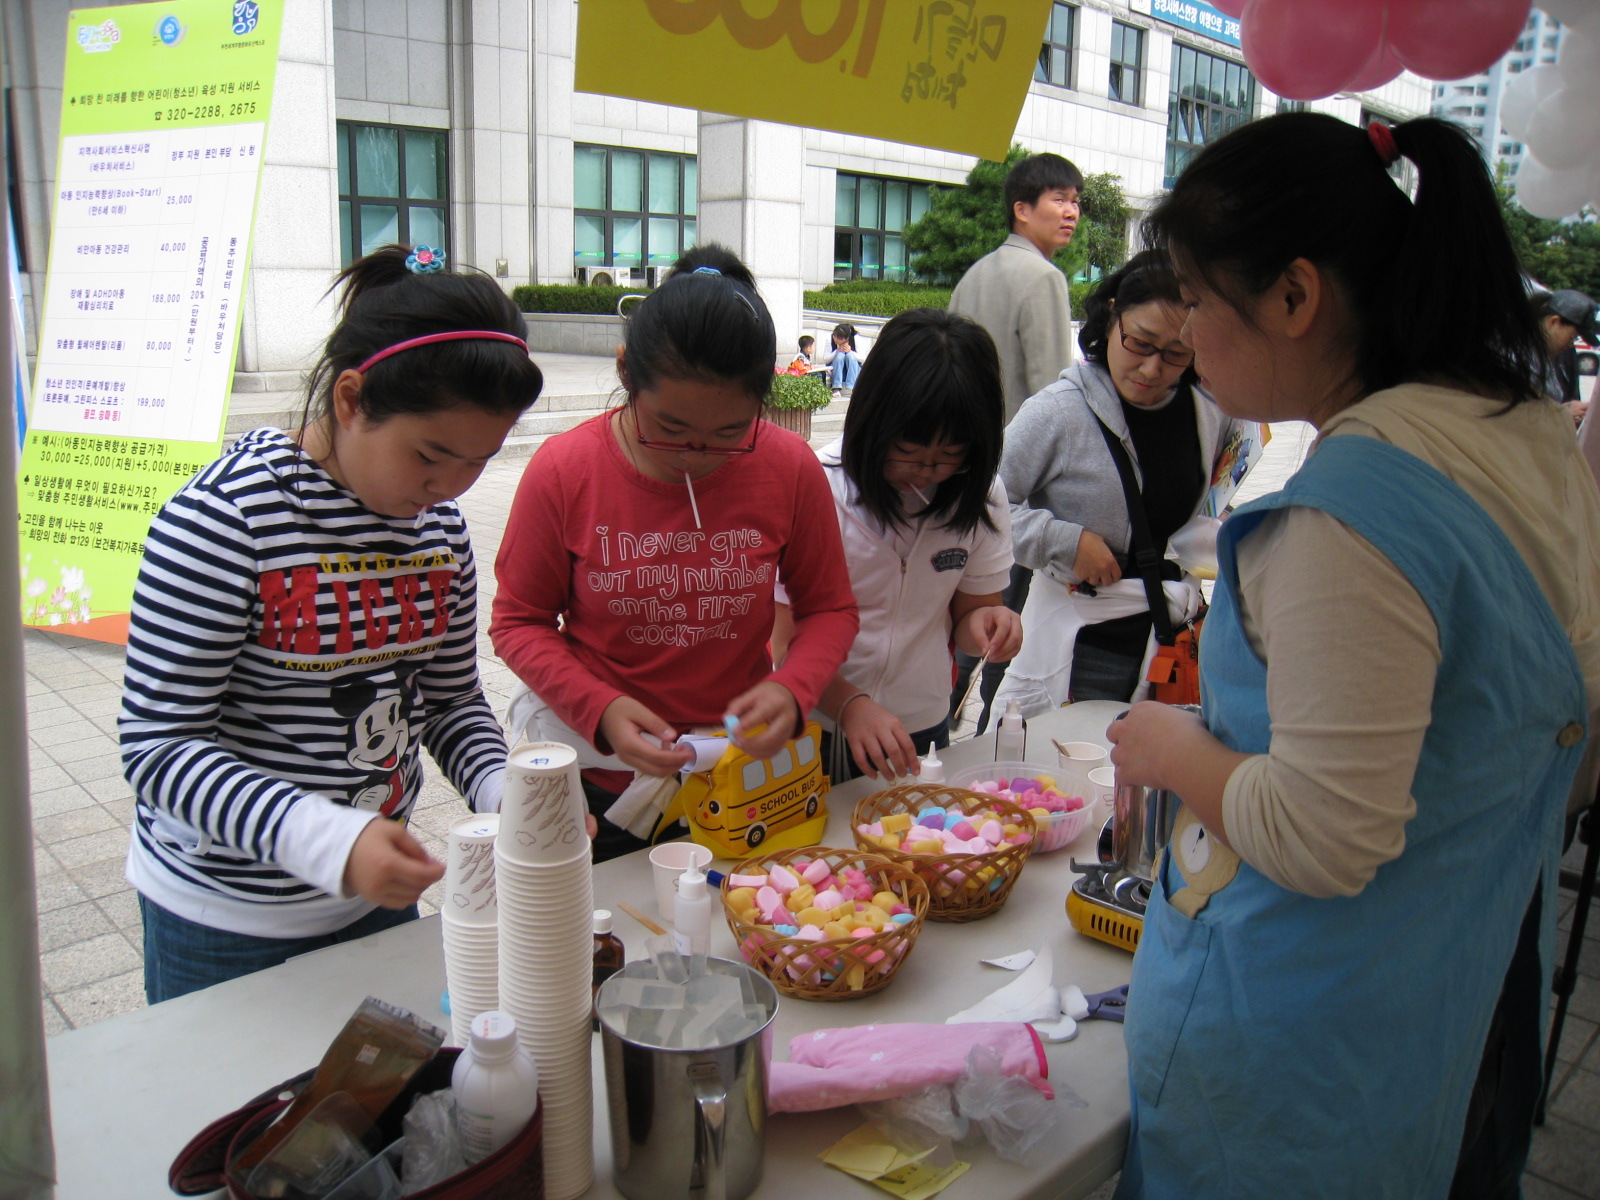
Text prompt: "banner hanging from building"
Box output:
[[1149, 1, 1241, 49], [575, 0, 1055, 162], [17, 0, 281, 643]]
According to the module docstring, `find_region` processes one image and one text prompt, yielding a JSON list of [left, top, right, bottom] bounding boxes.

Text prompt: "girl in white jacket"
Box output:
[[774, 309, 1021, 780]]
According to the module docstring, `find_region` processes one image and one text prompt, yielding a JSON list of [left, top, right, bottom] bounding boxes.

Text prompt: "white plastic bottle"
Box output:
[[918, 746, 946, 784], [996, 699, 1027, 761], [672, 865, 712, 960], [452, 1010, 540, 1163]]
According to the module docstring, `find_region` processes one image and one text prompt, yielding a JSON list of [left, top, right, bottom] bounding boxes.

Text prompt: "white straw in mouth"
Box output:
[[683, 471, 703, 530]]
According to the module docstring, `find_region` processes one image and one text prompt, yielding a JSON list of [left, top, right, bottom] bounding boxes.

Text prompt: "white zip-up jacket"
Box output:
[[780, 440, 1013, 734]]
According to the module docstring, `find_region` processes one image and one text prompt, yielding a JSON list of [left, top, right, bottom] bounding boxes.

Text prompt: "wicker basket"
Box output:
[[852, 783, 1037, 922], [720, 846, 929, 1001]]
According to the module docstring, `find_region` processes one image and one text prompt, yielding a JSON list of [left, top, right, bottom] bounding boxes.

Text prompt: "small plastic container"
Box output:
[[452, 1011, 540, 1164], [948, 761, 1093, 854]]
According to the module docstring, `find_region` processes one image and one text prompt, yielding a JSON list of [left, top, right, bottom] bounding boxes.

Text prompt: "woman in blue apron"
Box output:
[[1105, 113, 1600, 1199]]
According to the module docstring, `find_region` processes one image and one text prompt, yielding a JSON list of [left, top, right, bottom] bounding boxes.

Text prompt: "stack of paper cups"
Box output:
[[496, 741, 595, 1200], [441, 814, 500, 1046]]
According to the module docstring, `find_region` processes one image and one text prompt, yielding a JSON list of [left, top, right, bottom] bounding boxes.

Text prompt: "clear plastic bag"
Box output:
[[400, 1089, 467, 1195], [859, 1085, 967, 1167], [952, 1046, 1073, 1165]]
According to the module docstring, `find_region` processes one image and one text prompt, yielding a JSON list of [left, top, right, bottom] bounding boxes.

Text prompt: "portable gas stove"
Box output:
[[1066, 817, 1148, 953]]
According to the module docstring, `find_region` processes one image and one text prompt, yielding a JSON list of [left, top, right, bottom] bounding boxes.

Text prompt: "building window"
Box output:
[[573, 144, 697, 277], [336, 122, 448, 268], [834, 173, 933, 282], [1035, 2, 1075, 88], [1165, 45, 1256, 188], [1110, 22, 1144, 105]]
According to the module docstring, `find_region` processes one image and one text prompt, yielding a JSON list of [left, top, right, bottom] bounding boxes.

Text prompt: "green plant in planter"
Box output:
[[766, 373, 832, 411]]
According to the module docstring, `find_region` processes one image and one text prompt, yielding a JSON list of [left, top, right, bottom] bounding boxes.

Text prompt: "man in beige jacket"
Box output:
[[949, 152, 1082, 425]]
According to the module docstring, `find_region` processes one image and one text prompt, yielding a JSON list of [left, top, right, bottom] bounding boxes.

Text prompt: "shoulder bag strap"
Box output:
[[1093, 414, 1177, 646]]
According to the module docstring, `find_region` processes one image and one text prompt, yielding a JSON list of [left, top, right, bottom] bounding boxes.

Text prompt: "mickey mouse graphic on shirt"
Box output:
[[331, 664, 423, 817]]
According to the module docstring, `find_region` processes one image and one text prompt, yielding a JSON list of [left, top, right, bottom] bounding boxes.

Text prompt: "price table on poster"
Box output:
[[37, 123, 264, 443]]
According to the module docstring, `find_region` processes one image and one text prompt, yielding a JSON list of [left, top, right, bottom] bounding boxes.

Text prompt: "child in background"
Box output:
[[789, 334, 818, 374], [491, 244, 858, 862], [825, 322, 863, 398], [774, 308, 1021, 781], [121, 245, 548, 1003]]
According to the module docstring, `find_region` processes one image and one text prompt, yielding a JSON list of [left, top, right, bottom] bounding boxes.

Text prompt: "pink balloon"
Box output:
[[1242, 0, 1387, 101], [1389, 0, 1532, 79], [1344, 40, 1405, 92], [1211, 0, 1246, 15]]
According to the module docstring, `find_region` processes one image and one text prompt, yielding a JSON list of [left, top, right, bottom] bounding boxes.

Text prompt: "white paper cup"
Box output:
[[1087, 765, 1117, 815], [1056, 740, 1108, 799], [442, 814, 499, 925], [650, 841, 713, 916], [500, 741, 589, 865]]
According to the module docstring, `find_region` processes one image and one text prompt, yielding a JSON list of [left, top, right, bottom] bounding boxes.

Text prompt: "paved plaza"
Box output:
[[23, 371, 1600, 1196]]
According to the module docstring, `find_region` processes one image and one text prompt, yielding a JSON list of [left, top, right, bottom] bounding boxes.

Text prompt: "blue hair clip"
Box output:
[[406, 246, 445, 274], [691, 265, 721, 276]]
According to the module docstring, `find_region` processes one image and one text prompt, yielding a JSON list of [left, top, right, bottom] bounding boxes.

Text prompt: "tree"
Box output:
[[1498, 166, 1600, 297], [904, 145, 1132, 284]]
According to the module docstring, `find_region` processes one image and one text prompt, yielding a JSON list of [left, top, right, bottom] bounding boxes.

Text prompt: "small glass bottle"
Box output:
[[592, 909, 625, 1029], [452, 1011, 539, 1164]]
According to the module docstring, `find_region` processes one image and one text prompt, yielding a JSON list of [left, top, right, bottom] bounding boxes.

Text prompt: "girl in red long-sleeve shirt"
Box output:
[[491, 245, 858, 861]]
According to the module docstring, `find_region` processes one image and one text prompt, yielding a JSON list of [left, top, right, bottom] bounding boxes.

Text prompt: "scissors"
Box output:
[[1082, 984, 1129, 1023]]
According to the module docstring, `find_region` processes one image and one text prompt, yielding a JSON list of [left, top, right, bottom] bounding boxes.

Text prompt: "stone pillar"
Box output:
[[696, 114, 806, 354], [236, 0, 341, 385], [457, 0, 533, 290], [531, 0, 576, 285]]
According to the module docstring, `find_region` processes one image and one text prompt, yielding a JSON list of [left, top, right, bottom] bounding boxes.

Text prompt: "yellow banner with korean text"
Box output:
[[575, 0, 1054, 161], [18, 0, 281, 644]]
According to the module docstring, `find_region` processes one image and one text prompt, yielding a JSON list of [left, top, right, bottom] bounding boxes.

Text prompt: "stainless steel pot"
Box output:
[[1107, 704, 1200, 885], [597, 957, 779, 1200]]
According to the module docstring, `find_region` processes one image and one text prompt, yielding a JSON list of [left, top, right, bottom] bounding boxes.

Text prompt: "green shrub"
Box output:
[[813, 279, 934, 293], [1070, 279, 1096, 316], [512, 284, 651, 314], [766, 372, 832, 411], [802, 288, 952, 318]]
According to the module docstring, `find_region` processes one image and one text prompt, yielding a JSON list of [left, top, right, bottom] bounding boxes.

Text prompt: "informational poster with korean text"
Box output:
[[18, 0, 280, 642], [576, 0, 1055, 162]]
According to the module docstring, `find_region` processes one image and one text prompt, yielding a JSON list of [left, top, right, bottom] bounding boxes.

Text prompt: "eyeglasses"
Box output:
[[1118, 315, 1195, 368], [633, 408, 760, 456], [885, 457, 968, 476]]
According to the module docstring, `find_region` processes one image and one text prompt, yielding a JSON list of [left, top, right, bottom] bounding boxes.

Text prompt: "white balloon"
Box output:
[[1502, 64, 1563, 140], [1525, 87, 1600, 171], [1558, 29, 1600, 97], [1542, 0, 1600, 33], [1517, 155, 1592, 219]]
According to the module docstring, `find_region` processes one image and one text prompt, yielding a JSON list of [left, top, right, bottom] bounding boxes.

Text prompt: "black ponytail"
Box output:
[[1144, 112, 1544, 405], [619, 242, 777, 404], [303, 244, 543, 429]]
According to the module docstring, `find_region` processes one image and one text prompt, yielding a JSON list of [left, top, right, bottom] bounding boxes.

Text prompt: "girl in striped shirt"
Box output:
[[120, 245, 549, 1003]]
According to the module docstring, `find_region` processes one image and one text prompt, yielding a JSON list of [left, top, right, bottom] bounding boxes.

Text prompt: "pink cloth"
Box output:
[[766, 1022, 1051, 1113]]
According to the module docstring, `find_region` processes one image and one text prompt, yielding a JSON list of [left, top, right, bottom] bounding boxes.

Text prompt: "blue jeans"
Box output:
[[140, 894, 419, 1004], [830, 351, 862, 390]]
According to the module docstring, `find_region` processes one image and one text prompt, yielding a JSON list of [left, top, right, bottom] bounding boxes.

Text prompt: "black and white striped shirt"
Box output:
[[121, 428, 505, 937]]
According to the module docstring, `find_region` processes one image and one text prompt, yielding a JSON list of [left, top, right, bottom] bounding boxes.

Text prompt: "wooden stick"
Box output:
[[616, 900, 668, 936]]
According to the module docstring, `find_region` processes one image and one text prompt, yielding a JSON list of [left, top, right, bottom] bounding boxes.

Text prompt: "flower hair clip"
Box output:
[[406, 245, 445, 274]]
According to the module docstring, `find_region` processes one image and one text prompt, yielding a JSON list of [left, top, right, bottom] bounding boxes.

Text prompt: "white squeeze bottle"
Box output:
[[996, 699, 1027, 761], [673, 865, 712, 963], [452, 1011, 540, 1163], [918, 746, 946, 784]]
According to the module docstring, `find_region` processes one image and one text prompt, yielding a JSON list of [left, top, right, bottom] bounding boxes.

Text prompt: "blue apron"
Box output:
[[1115, 435, 1585, 1199]]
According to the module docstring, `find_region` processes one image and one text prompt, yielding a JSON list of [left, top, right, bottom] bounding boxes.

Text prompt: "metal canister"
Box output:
[[597, 958, 779, 1200]]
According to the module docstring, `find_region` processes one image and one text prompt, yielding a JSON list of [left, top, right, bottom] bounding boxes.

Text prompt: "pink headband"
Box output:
[[356, 330, 529, 373], [1367, 121, 1400, 168]]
